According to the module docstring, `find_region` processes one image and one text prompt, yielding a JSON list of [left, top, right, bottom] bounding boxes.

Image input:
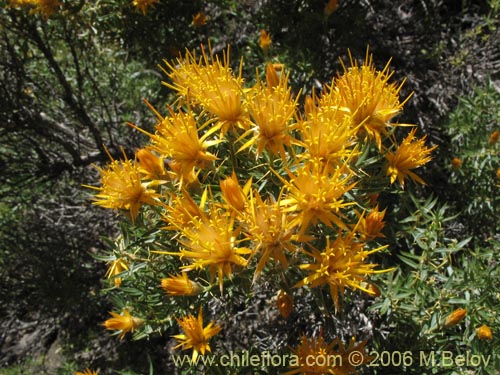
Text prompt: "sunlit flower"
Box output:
[[489, 130, 499, 145], [324, 0, 339, 17], [135, 148, 166, 180], [191, 12, 208, 27], [103, 309, 144, 340], [130, 106, 220, 186], [497, 168, 500, 182], [444, 308, 467, 327], [161, 273, 202, 296], [75, 369, 98, 375], [451, 157, 462, 169], [284, 332, 370, 375], [220, 171, 252, 213], [173, 308, 221, 362], [86, 153, 160, 223], [162, 208, 252, 292], [246, 191, 299, 279], [259, 29, 272, 52], [162, 44, 249, 134], [295, 233, 390, 311], [132, 0, 159, 15], [355, 206, 386, 241], [238, 65, 298, 159], [334, 49, 411, 149], [477, 324, 493, 340], [279, 160, 356, 236], [161, 189, 206, 231], [105, 258, 129, 287], [386, 128, 437, 188], [276, 289, 293, 319]]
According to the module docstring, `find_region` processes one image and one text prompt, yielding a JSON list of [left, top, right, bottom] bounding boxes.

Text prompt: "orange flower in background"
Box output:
[[161, 273, 202, 297], [132, 0, 159, 15], [8, 0, 62, 18], [276, 289, 293, 318], [497, 167, 500, 182], [324, 0, 339, 17], [444, 308, 467, 327], [191, 12, 208, 27], [259, 29, 272, 51], [173, 308, 221, 362], [75, 369, 98, 375], [489, 130, 499, 145], [451, 157, 462, 169], [386, 128, 437, 188], [476, 324, 493, 340], [356, 206, 386, 241], [103, 309, 144, 340], [105, 258, 129, 287]]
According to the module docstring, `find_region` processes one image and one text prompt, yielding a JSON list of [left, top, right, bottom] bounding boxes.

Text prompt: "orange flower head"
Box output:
[[324, 0, 339, 16], [132, 0, 159, 15], [386, 128, 437, 188], [162, 44, 249, 134], [136, 148, 166, 180], [477, 324, 493, 340], [276, 289, 293, 319], [489, 130, 499, 145], [334, 49, 411, 149], [444, 308, 467, 327], [191, 12, 208, 27], [451, 157, 462, 169], [75, 369, 98, 375], [161, 273, 202, 296], [103, 309, 144, 340], [173, 308, 221, 362], [259, 30, 272, 51], [295, 233, 391, 311], [356, 206, 386, 241], [105, 258, 129, 287], [220, 171, 252, 213], [162, 190, 206, 231]]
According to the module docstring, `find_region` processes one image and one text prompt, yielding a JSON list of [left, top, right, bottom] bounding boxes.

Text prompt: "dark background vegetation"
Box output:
[[0, 0, 499, 373]]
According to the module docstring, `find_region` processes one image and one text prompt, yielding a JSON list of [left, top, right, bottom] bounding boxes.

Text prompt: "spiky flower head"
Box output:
[[354, 206, 386, 241], [132, 0, 159, 15], [103, 309, 144, 340], [135, 148, 166, 180], [105, 258, 129, 287], [173, 308, 221, 362], [161, 190, 206, 231], [477, 324, 493, 340], [220, 171, 252, 213], [161, 273, 202, 297], [386, 127, 437, 188], [279, 160, 356, 236], [86, 153, 160, 223], [334, 49, 410, 149], [444, 308, 467, 327], [75, 369, 98, 375], [259, 29, 272, 52], [284, 332, 370, 375], [238, 64, 298, 160], [295, 233, 390, 311], [162, 44, 249, 134], [191, 12, 208, 27]]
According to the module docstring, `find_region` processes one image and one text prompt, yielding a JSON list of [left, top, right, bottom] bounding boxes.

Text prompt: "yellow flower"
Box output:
[[103, 309, 144, 340], [496, 167, 500, 182], [355, 206, 386, 241], [296, 93, 357, 170], [295, 233, 390, 311], [86, 153, 160, 223], [276, 289, 293, 319], [161, 190, 206, 231], [105, 258, 129, 287], [476, 324, 493, 340], [246, 191, 299, 280], [279, 160, 356, 236], [191, 12, 208, 27], [130, 106, 220, 187], [75, 369, 98, 375], [173, 308, 221, 362], [220, 171, 252, 213], [386, 128, 437, 188], [238, 65, 298, 160], [132, 0, 159, 15], [451, 157, 462, 169], [162, 44, 249, 134], [334, 49, 411, 149], [135, 148, 166, 180], [444, 308, 467, 327], [284, 332, 370, 375], [163, 208, 252, 292], [161, 273, 202, 297], [259, 29, 272, 51], [489, 130, 499, 145], [324, 0, 339, 17]]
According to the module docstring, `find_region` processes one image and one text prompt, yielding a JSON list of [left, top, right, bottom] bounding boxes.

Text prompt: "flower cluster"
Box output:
[[88, 44, 436, 361]]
